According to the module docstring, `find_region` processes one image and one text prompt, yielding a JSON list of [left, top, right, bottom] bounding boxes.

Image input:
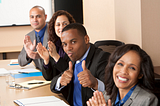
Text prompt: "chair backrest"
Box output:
[[94, 40, 125, 53]]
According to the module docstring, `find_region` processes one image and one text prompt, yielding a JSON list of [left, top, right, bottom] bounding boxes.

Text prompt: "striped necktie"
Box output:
[[37, 33, 41, 43]]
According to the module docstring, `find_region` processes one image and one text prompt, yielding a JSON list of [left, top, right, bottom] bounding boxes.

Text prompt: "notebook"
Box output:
[[14, 96, 69, 106], [11, 80, 51, 89], [9, 59, 19, 65]]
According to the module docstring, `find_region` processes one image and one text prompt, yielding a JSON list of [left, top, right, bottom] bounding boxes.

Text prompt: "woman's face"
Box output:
[[55, 15, 70, 37], [113, 50, 142, 92]]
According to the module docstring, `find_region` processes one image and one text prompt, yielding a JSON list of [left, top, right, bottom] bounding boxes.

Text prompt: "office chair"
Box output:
[[94, 40, 125, 53]]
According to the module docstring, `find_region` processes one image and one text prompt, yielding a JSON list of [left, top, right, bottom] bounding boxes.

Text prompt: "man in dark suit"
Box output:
[[50, 23, 110, 106], [18, 6, 48, 70]]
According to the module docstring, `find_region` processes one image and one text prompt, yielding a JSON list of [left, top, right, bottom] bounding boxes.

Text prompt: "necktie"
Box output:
[[37, 33, 41, 43], [73, 58, 86, 106]]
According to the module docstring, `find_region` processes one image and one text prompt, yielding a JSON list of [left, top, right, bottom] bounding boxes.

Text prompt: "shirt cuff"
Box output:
[[55, 77, 65, 91], [91, 78, 105, 92], [43, 62, 49, 69]]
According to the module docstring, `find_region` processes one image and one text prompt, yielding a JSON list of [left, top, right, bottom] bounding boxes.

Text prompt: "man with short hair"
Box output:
[[18, 6, 48, 70], [50, 23, 110, 106]]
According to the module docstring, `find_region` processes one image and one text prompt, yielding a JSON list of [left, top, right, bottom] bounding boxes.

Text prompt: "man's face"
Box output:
[[29, 8, 47, 32], [61, 29, 89, 61]]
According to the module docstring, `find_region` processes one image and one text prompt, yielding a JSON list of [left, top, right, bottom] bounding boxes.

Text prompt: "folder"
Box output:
[[12, 80, 51, 89], [14, 96, 69, 106], [14, 72, 42, 79]]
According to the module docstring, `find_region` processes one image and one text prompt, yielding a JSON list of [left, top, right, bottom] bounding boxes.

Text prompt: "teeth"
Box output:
[[118, 76, 127, 81]]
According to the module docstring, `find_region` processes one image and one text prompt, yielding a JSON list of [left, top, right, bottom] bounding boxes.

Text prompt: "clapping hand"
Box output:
[[24, 35, 40, 59], [37, 43, 49, 65], [60, 61, 73, 87], [77, 60, 98, 90], [86, 90, 111, 106], [48, 41, 60, 62], [24, 35, 36, 51]]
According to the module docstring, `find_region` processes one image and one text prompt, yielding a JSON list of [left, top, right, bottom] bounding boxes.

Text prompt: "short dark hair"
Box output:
[[62, 23, 87, 37], [105, 44, 155, 102], [31, 5, 46, 15]]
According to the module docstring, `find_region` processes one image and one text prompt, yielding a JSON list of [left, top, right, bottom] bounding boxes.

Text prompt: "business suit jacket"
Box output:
[[50, 43, 110, 106], [18, 25, 48, 71], [42, 53, 70, 81], [103, 85, 158, 106]]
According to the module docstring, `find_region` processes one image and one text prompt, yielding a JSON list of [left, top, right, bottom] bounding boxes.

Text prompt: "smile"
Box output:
[[118, 76, 128, 82]]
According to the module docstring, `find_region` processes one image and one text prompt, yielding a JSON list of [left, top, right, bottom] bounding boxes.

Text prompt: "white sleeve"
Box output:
[[55, 77, 65, 91], [91, 78, 105, 92]]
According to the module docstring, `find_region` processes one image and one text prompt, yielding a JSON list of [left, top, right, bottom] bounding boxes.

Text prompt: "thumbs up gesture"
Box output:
[[60, 61, 73, 87], [77, 60, 98, 90]]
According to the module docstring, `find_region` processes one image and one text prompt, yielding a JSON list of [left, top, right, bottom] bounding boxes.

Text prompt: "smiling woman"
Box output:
[[87, 44, 158, 106]]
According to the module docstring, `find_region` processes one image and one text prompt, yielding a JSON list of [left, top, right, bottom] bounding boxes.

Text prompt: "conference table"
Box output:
[[0, 59, 68, 106], [0, 59, 160, 106]]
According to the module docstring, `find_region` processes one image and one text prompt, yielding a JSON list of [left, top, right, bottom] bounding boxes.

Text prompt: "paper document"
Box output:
[[0, 68, 9, 76], [12, 80, 51, 89], [14, 96, 69, 106], [8, 68, 39, 74], [10, 59, 18, 64]]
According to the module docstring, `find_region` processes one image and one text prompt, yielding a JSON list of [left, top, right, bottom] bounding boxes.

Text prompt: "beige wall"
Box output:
[[141, 0, 160, 66], [83, 0, 160, 66], [0, 26, 33, 60], [83, 0, 116, 43], [0, 26, 33, 47], [115, 0, 142, 45]]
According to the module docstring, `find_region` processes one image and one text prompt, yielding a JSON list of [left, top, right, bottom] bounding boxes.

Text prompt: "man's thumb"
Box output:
[[69, 61, 73, 72], [82, 60, 87, 71]]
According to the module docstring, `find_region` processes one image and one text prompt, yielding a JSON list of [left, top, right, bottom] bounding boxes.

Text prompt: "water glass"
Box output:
[[5, 73, 15, 87]]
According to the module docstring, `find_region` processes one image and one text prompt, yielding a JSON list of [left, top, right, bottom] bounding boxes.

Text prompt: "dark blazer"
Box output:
[[103, 85, 158, 106], [50, 43, 110, 106], [18, 25, 48, 71], [42, 53, 70, 81]]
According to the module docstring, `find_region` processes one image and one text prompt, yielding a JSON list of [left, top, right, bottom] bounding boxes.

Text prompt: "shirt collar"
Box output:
[[35, 24, 47, 38], [76, 47, 90, 64], [114, 84, 137, 106]]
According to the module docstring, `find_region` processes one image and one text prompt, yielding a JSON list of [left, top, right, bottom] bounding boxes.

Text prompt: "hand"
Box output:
[[77, 60, 98, 90], [48, 41, 60, 62], [37, 43, 49, 65], [24, 35, 36, 51], [86, 90, 111, 106], [60, 61, 73, 86], [26, 50, 40, 59], [24, 35, 40, 59]]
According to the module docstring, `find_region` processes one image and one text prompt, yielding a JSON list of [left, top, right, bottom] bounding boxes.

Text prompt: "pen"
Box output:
[[28, 82, 44, 85], [18, 72, 29, 74]]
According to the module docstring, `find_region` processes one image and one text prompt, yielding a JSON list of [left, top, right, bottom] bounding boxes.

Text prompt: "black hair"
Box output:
[[62, 23, 87, 37], [104, 44, 155, 102]]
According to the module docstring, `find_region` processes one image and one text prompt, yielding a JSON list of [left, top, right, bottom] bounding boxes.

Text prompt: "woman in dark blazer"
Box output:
[[37, 10, 75, 81], [87, 44, 158, 106]]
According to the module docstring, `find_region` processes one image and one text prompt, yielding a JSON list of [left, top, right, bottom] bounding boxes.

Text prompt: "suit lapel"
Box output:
[[123, 85, 141, 106], [28, 30, 36, 52], [85, 44, 95, 69], [81, 44, 96, 106], [43, 24, 49, 48], [29, 30, 36, 43]]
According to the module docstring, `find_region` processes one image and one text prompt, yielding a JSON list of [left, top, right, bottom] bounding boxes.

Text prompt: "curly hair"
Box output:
[[104, 44, 155, 102], [48, 10, 76, 43]]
